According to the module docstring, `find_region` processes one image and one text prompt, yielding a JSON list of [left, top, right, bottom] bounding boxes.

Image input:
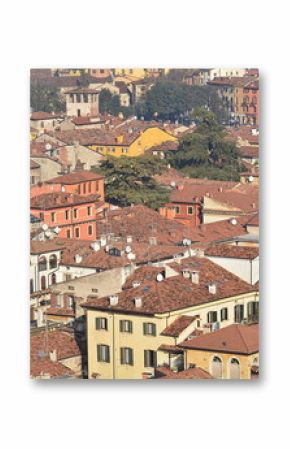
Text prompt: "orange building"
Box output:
[[159, 185, 203, 228], [30, 192, 104, 240], [30, 171, 104, 201]]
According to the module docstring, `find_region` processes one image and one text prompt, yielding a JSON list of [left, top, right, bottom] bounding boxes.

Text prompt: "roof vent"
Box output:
[[134, 297, 142, 308], [90, 241, 100, 252], [109, 295, 118, 306], [156, 273, 164, 282], [75, 254, 83, 264], [191, 271, 200, 284], [208, 283, 217, 295], [126, 235, 133, 243], [127, 252, 136, 261]]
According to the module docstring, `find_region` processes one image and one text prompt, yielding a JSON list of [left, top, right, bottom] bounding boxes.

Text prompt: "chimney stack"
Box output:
[[191, 271, 200, 284], [134, 297, 142, 308], [208, 283, 217, 295], [109, 295, 118, 306]]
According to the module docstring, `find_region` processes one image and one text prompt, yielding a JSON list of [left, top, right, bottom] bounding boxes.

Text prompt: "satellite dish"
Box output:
[[230, 218, 237, 225], [125, 246, 131, 254], [45, 143, 52, 151], [248, 175, 254, 182], [42, 223, 48, 231], [156, 273, 164, 282]]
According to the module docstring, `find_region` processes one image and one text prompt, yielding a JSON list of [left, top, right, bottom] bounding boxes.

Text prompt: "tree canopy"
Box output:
[[138, 80, 227, 123], [30, 83, 66, 113], [99, 89, 134, 118], [93, 155, 169, 209], [168, 108, 243, 181]]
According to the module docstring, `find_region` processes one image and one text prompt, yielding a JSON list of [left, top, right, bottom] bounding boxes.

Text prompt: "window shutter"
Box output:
[[120, 348, 124, 364], [144, 350, 149, 367], [97, 345, 101, 361], [143, 323, 147, 334], [106, 346, 110, 363], [153, 351, 157, 368], [120, 321, 123, 332], [96, 318, 100, 330], [129, 321, 132, 333]]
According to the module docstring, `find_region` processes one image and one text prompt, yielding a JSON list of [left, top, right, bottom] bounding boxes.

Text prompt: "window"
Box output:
[[88, 225, 93, 236], [247, 302, 259, 322], [175, 206, 180, 214], [30, 279, 34, 294], [97, 345, 110, 363], [41, 276, 46, 290], [75, 227, 80, 238], [187, 206, 193, 215], [56, 295, 63, 307], [220, 308, 228, 321], [87, 206, 92, 216], [144, 350, 157, 368], [68, 296, 74, 308], [39, 213, 44, 221], [234, 304, 244, 323], [51, 212, 56, 222], [40, 121, 44, 128], [120, 320, 133, 333], [66, 229, 71, 238], [207, 311, 218, 323], [96, 317, 108, 330], [83, 94, 88, 103], [65, 210, 70, 220], [120, 347, 134, 365], [38, 257, 47, 272], [49, 254, 57, 269], [92, 288, 98, 293], [88, 182, 92, 193], [83, 183, 87, 194], [73, 208, 78, 219], [68, 285, 75, 291], [143, 322, 156, 336], [51, 273, 56, 284]]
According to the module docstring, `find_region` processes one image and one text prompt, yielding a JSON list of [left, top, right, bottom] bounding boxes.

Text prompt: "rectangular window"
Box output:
[[87, 206, 92, 216], [247, 302, 259, 321], [187, 206, 193, 215], [234, 304, 244, 323], [220, 308, 228, 321], [73, 208, 78, 219], [66, 229, 71, 238], [175, 206, 180, 214], [75, 227, 80, 238], [144, 350, 157, 368], [83, 183, 87, 194], [97, 344, 110, 363], [88, 182, 92, 193], [96, 317, 108, 330], [120, 347, 134, 365], [120, 320, 133, 333], [207, 311, 218, 323], [88, 225, 93, 236], [39, 212, 44, 221], [65, 210, 70, 220], [143, 322, 156, 336], [51, 212, 56, 222]]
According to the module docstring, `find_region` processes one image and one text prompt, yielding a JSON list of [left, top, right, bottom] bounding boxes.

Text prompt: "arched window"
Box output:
[[211, 356, 223, 379], [229, 358, 240, 379], [38, 257, 47, 272], [49, 254, 57, 269], [51, 273, 56, 285]]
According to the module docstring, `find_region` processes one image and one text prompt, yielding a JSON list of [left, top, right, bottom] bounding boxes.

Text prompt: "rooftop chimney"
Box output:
[[126, 235, 133, 243], [191, 271, 200, 284], [75, 254, 83, 264], [208, 283, 217, 295], [109, 295, 118, 306], [90, 241, 101, 252], [134, 297, 142, 308]]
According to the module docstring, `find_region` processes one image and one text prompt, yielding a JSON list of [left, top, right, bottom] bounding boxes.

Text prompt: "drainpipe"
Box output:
[[112, 312, 115, 380]]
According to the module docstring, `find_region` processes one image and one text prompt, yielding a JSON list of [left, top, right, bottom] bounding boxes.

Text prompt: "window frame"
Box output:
[[143, 322, 156, 336], [97, 344, 110, 363], [120, 347, 134, 366], [95, 317, 108, 331], [120, 320, 133, 333]]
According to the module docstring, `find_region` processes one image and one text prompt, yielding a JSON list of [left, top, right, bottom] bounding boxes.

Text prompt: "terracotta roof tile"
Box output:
[[179, 323, 259, 354], [154, 366, 213, 379], [46, 170, 103, 184], [82, 257, 257, 315], [30, 192, 101, 209], [204, 244, 259, 260], [161, 315, 196, 337]]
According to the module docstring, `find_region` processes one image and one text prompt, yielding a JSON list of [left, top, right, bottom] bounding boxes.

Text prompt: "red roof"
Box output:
[[46, 170, 103, 184], [154, 366, 213, 379], [161, 315, 196, 337], [204, 244, 259, 260], [179, 324, 259, 354]]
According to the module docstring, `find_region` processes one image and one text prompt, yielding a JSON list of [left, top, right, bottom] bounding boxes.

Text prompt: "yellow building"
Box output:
[[113, 68, 147, 79], [89, 126, 177, 158], [180, 323, 259, 380], [82, 258, 259, 379]]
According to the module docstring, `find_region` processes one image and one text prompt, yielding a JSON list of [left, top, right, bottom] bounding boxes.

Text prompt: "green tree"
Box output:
[[168, 108, 242, 181], [139, 80, 227, 122], [93, 155, 169, 209], [30, 82, 66, 113]]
